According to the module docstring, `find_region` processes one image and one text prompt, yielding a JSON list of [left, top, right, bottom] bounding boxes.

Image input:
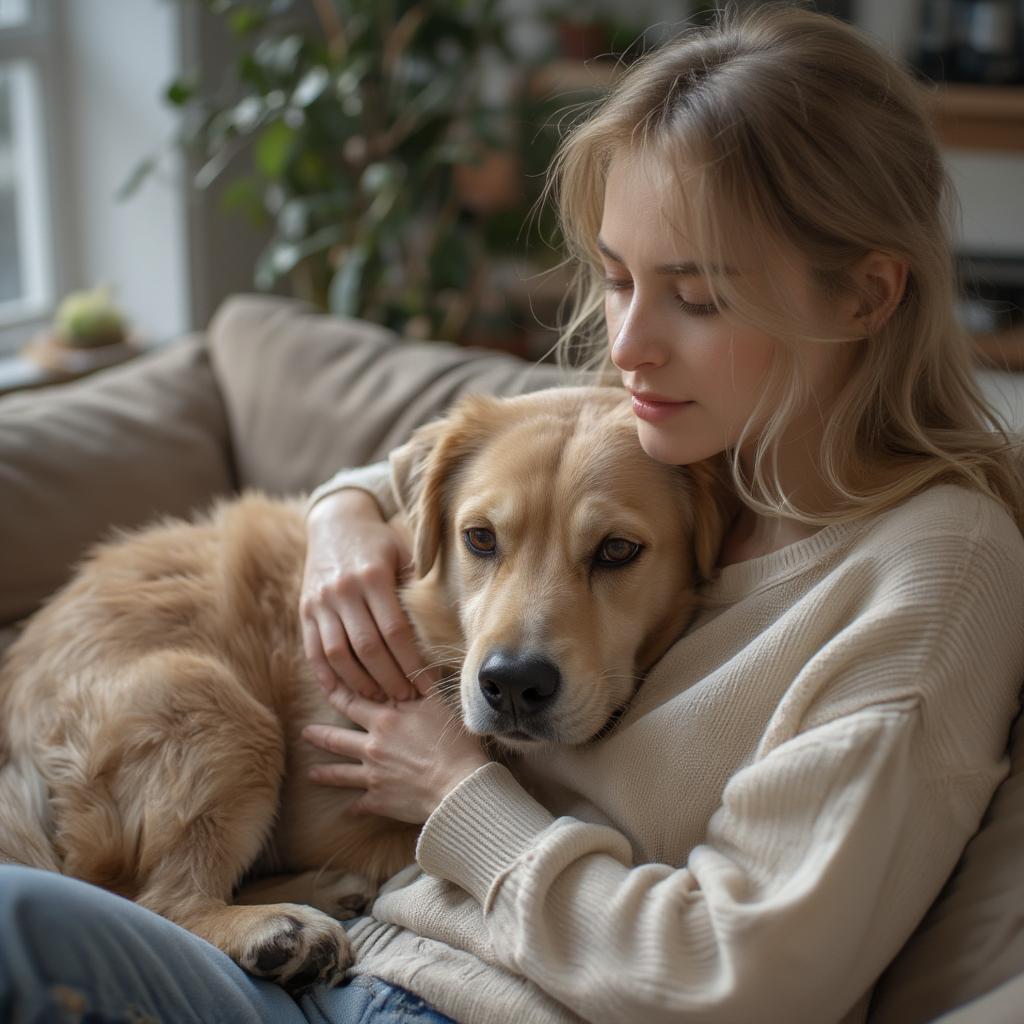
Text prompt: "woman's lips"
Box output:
[[630, 393, 693, 423]]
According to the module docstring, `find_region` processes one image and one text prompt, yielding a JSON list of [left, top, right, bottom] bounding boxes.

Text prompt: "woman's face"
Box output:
[[600, 152, 850, 467]]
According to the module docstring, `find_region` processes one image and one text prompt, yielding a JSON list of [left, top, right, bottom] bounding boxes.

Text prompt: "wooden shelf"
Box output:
[[972, 323, 1024, 372], [923, 83, 1024, 153], [530, 61, 1024, 153], [0, 335, 163, 398]]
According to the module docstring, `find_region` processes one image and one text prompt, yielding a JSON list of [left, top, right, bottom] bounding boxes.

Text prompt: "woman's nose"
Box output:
[[609, 301, 669, 372]]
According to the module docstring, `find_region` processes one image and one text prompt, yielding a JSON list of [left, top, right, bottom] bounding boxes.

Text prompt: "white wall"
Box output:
[[57, 0, 190, 343]]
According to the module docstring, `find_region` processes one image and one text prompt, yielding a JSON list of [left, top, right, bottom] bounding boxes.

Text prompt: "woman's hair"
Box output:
[[536, 0, 1024, 534]]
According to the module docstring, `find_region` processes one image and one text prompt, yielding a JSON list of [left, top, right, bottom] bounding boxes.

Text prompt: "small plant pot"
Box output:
[[557, 20, 611, 61], [21, 331, 143, 380], [454, 150, 523, 214]]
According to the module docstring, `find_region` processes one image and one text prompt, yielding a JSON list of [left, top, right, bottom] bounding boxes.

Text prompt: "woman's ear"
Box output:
[[847, 250, 909, 336]]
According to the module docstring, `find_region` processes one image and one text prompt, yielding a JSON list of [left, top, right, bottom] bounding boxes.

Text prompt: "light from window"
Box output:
[[0, 61, 51, 322], [0, 0, 27, 29]]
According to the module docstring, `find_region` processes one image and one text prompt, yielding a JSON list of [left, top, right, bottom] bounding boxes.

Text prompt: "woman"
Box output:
[[3, 3, 1023, 1022]]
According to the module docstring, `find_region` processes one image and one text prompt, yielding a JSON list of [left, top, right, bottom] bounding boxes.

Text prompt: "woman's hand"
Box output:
[[301, 488, 439, 703], [302, 689, 491, 825]]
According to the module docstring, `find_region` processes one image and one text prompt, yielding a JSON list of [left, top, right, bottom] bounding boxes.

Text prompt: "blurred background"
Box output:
[[0, 0, 1022, 377]]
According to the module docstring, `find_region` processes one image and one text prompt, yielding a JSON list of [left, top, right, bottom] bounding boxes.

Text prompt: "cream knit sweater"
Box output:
[[305, 465, 1024, 1024]]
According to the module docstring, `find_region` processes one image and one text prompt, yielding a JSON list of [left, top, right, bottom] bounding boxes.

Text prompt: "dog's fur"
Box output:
[[0, 385, 730, 992]]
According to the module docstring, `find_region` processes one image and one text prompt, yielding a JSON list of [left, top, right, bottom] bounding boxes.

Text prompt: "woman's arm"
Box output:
[[358, 515, 1023, 1023], [304, 460, 399, 522], [413, 700, 980, 1024]]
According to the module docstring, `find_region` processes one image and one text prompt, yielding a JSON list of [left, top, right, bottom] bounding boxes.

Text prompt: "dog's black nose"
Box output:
[[478, 651, 561, 716]]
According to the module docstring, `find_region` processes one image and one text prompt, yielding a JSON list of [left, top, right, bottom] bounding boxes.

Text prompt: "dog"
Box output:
[[0, 385, 731, 993]]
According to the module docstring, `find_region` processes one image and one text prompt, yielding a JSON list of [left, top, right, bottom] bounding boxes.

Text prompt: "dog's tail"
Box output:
[[0, 756, 60, 871]]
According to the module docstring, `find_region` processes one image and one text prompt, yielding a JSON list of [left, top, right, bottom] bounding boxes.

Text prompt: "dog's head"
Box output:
[[389, 386, 731, 751]]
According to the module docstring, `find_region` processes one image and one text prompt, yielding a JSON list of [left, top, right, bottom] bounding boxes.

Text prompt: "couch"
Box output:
[[2, 293, 1023, 1023]]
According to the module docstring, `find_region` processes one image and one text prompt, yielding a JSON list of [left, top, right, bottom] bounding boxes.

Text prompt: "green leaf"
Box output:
[[116, 156, 157, 201], [228, 7, 266, 35], [254, 34, 304, 77], [222, 178, 268, 226], [277, 196, 309, 240], [256, 120, 295, 178], [329, 244, 371, 317], [360, 161, 395, 194], [293, 66, 330, 107], [430, 225, 473, 290], [165, 78, 197, 106], [231, 96, 264, 133]]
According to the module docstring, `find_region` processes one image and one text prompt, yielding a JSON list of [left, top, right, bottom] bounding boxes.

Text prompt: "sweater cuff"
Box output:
[[304, 461, 399, 521], [416, 761, 555, 907]]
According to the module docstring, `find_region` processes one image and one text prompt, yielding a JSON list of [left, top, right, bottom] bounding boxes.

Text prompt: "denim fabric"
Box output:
[[0, 866, 456, 1024]]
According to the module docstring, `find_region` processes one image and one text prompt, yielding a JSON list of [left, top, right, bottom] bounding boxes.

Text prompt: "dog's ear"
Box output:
[[389, 396, 500, 578], [388, 418, 450, 578], [686, 454, 736, 582]]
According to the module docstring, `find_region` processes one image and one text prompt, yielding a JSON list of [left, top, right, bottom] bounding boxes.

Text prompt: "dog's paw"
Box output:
[[307, 870, 377, 920], [239, 904, 351, 994]]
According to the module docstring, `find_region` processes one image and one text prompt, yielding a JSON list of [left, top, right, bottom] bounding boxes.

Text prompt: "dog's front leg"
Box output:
[[235, 869, 376, 920]]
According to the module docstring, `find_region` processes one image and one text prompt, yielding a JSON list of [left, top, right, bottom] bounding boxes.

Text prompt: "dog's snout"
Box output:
[[478, 650, 561, 717]]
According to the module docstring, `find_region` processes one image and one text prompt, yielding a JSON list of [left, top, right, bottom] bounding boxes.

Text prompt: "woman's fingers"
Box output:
[[336, 593, 417, 701], [303, 716, 372, 793], [301, 615, 337, 696], [363, 586, 439, 698], [307, 761, 370, 790], [314, 608, 383, 701], [302, 721, 369, 758]]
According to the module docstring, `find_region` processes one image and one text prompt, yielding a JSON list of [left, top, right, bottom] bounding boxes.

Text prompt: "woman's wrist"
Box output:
[[416, 762, 556, 902], [307, 487, 383, 528]]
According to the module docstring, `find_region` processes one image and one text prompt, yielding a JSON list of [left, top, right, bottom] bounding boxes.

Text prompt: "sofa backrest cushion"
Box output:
[[205, 294, 566, 496], [870, 366, 1024, 1022], [869, 707, 1024, 1023], [0, 335, 234, 625]]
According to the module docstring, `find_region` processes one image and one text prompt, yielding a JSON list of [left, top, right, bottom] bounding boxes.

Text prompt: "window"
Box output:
[[0, 1, 29, 30], [0, 0, 56, 345]]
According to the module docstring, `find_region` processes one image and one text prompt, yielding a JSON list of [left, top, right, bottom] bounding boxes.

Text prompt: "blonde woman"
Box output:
[[2, 3, 1022, 1023]]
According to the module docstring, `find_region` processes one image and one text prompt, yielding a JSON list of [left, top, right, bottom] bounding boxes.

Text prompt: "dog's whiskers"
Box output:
[[597, 669, 646, 685]]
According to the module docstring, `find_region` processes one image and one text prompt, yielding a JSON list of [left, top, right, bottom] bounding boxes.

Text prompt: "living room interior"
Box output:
[[3, 2, 1024, 1022]]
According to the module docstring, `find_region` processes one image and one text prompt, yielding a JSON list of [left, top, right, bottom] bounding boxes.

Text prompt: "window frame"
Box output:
[[0, 0, 66, 352]]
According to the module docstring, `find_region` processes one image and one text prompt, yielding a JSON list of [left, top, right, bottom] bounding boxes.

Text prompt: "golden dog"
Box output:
[[0, 385, 730, 992]]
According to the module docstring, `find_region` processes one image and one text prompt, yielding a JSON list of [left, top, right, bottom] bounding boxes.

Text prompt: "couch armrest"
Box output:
[[0, 334, 234, 625]]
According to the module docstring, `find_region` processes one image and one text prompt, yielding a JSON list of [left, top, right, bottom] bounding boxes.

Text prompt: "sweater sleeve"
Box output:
[[416, 700, 1003, 1024], [409, 495, 1024, 1024], [304, 460, 398, 521]]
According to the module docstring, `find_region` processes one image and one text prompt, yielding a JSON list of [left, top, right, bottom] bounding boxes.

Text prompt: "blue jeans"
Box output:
[[0, 865, 457, 1023]]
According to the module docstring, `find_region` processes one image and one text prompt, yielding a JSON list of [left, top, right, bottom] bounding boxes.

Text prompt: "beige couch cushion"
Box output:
[[206, 294, 566, 496], [868, 706, 1024, 1023], [0, 335, 233, 625], [867, 373, 1024, 1024]]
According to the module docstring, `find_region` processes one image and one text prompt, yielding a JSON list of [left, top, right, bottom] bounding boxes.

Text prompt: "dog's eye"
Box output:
[[464, 528, 497, 556], [595, 537, 642, 567]]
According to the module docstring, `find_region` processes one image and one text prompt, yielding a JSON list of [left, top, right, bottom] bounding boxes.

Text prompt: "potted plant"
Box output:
[[124, 0, 569, 347], [22, 286, 141, 379]]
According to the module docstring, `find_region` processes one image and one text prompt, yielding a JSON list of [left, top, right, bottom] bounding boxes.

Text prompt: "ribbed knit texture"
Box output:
[[314, 464, 1024, 1024], [305, 460, 398, 520]]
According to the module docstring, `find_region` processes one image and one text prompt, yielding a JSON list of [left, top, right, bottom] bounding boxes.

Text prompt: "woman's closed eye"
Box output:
[[600, 278, 719, 317]]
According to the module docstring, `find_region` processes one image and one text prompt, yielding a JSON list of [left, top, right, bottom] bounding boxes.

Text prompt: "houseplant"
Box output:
[[125, 0, 570, 346]]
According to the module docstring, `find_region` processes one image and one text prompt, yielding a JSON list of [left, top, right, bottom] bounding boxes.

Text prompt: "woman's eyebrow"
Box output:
[[596, 236, 738, 276]]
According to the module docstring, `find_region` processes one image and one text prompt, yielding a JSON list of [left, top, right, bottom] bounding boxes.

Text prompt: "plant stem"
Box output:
[[312, 0, 347, 59]]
